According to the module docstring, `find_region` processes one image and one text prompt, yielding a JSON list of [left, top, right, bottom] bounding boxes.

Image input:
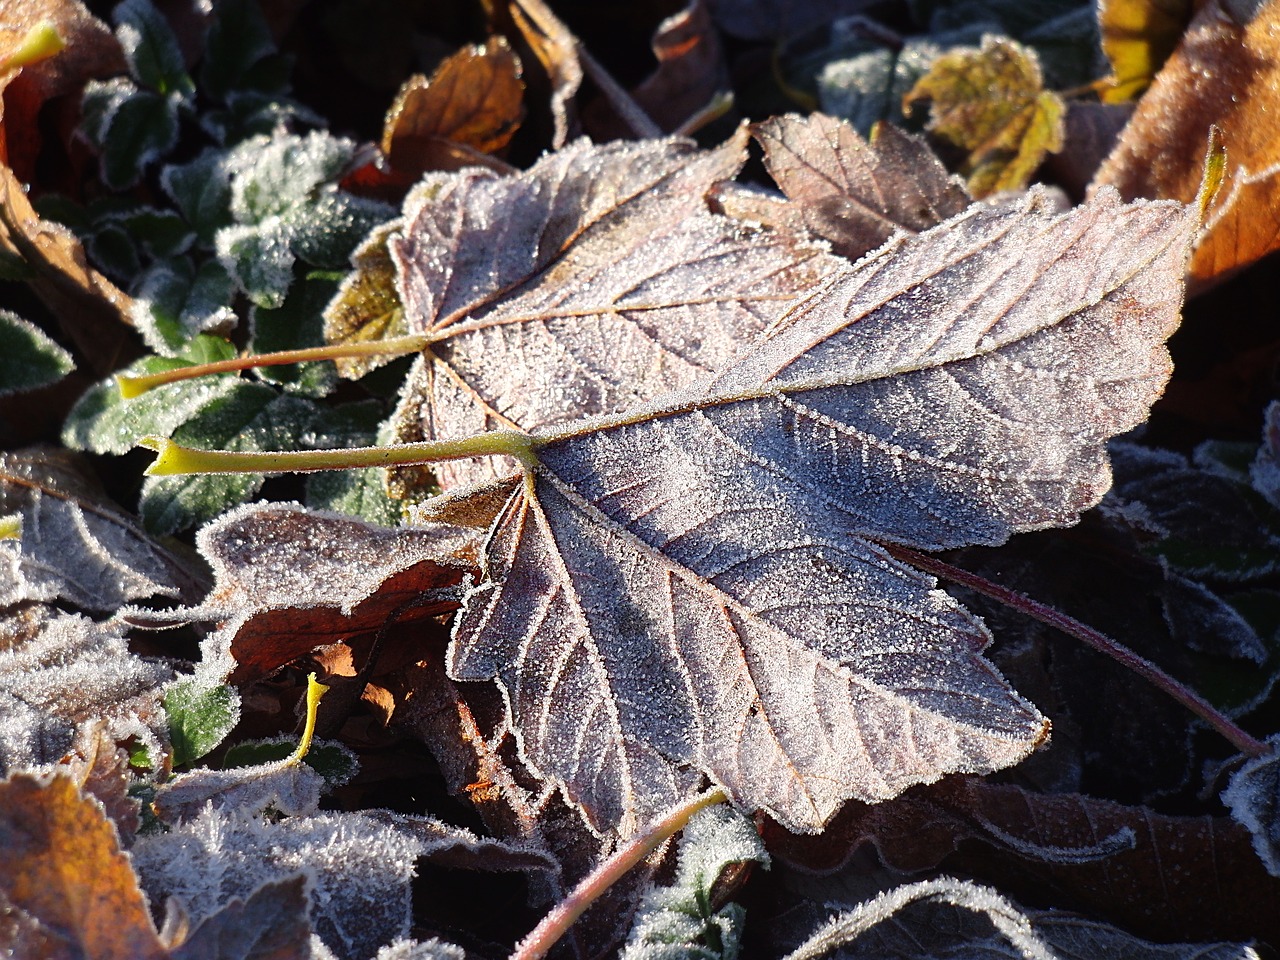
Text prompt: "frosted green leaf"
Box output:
[[0, 311, 74, 396], [154, 752, 327, 822], [130, 257, 237, 356], [450, 187, 1194, 835], [225, 130, 354, 224], [285, 191, 397, 270], [87, 86, 181, 191], [63, 335, 240, 455], [386, 133, 839, 490], [114, 0, 195, 99], [250, 276, 340, 397], [303, 404, 401, 524], [622, 805, 767, 960], [1221, 734, 1280, 878], [162, 149, 234, 244], [216, 218, 296, 309], [164, 677, 240, 768], [140, 386, 322, 534], [223, 736, 358, 788]]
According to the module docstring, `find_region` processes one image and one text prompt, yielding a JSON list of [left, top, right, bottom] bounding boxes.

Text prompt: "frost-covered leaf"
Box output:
[[215, 219, 296, 310], [905, 36, 1065, 197], [250, 276, 340, 397], [451, 186, 1192, 835], [63, 335, 240, 455], [0, 447, 199, 610], [226, 131, 354, 223], [622, 805, 767, 960], [0, 612, 171, 775], [162, 150, 234, 245], [139, 388, 337, 534], [84, 83, 181, 190], [321, 223, 406, 379], [1221, 734, 1280, 877], [154, 755, 327, 822], [172, 875, 312, 960], [1250, 400, 1280, 510], [112, 0, 193, 100], [164, 678, 240, 768], [223, 737, 358, 788], [189, 502, 478, 684], [0, 310, 73, 395], [0, 772, 167, 960], [383, 132, 837, 490], [130, 257, 237, 356], [783, 876, 1260, 960], [131, 806, 553, 960], [751, 113, 970, 259], [302, 404, 402, 524]]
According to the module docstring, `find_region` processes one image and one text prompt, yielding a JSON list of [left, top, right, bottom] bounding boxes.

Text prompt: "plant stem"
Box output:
[[888, 544, 1270, 759], [510, 788, 729, 960], [116, 334, 431, 398], [287, 673, 329, 765], [138, 429, 538, 475]]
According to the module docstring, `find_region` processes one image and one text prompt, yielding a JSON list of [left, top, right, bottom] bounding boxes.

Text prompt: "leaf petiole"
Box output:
[[138, 429, 540, 475], [116, 334, 431, 398], [287, 673, 329, 766]]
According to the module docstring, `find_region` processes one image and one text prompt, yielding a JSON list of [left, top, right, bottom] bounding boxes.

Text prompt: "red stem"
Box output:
[[887, 544, 1270, 759]]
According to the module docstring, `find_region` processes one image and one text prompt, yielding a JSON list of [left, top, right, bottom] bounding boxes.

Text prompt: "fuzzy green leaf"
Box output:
[[248, 276, 340, 396], [113, 0, 194, 99], [164, 677, 240, 768], [130, 257, 237, 356], [226, 130, 354, 224], [285, 192, 397, 270], [162, 150, 234, 245], [216, 219, 296, 309], [96, 88, 181, 191], [62, 336, 240, 455], [0, 311, 74, 396]]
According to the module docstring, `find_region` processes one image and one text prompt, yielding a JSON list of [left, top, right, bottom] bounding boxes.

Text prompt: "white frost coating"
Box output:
[[389, 134, 839, 489], [0, 613, 171, 774], [1221, 733, 1280, 879], [451, 186, 1195, 836], [1250, 400, 1280, 510]]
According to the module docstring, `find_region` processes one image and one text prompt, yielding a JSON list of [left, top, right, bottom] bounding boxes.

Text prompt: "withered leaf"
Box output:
[[627, 1, 729, 136], [509, 0, 582, 148], [171, 876, 312, 960], [904, 36, 1065, 197], [0, 447, 203, 611], [751, 113, 971, 259], [1097, 0, 1193, 102], [0, 612, 171, 775], [377, 133, 834, 491], [0, 772, 166, 960], [1091, 0, 1280, 287], [189, 502, 480, 684], [450, 186, 1193, 835]]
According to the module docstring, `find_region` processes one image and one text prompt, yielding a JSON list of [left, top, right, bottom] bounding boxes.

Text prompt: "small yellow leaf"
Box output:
[[905, 36, 1066, 197], [1097, 0, 1193, 103]]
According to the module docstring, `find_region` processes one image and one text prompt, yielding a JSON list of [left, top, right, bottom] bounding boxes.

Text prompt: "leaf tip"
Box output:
[[1196, 125, 1228, 221], [1, 21, 65, 74]]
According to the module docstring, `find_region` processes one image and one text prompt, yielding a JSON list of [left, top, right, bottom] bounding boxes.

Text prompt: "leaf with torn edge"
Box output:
[[189, 502, 480, 684], [749, 113, 971, 259], [450, 186, 1194, 835], [374, 133, 836, 491], [905, 36, 1066, 197]]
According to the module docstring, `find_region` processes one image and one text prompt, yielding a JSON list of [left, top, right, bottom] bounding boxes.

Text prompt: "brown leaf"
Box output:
[[904, 36, 1065, 198], [0, 772, 167, 960], [629, 1, 729, 135], [1092, 0, 1280, 287], [0, 446, 205, 611], [770, 776, 1280, 946], [188, 502, 480, 685], [1097, 0, 1193, 103], [509, 0, 582, 148], [751, 113, 971, 259], [171, 877, 311, 960], [383, 37, 523, 158]]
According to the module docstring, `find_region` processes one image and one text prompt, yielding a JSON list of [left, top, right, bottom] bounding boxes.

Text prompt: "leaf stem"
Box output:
[[888, 545, 1271, 759], [510, 788, 729, 960], [138, 429, 539, 475], [116, 334, 431, 398], [287, 673, 329, 765]]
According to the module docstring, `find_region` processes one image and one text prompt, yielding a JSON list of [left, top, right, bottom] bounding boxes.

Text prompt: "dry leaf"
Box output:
[[0, 772, 167, 960], [905, 36, 1066, 198], [379, 133, 834, 491], [170, 876, 312, 960], [628, 1, 729, 135], [751, 113, 971, 259], [449, 186, 1193, 836], [1097, 0, 1193, 102], [1092, 0, 1280, 287], [0, 447, 203, 610], [509, 0, 582, 148], [187, 502, 480, 685]]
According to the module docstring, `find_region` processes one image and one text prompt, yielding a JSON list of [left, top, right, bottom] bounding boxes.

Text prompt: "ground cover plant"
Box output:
[[3, 0, 1280, 957]]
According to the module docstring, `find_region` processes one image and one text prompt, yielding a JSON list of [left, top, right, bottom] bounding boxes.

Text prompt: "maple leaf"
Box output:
[[440, 185, 1194, 835]]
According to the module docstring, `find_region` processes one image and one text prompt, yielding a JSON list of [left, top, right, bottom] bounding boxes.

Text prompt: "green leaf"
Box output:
[[222, 736, 359, 788], [96, 88, 181, 190], [79, 76, 134, 148], [621, 806, 767, 960], [84, 220, 141, 279], [113, 0, 195, 100], [304, 403, 402, 525], [62, 336, 240, 455], [130, 257, 237, 356], [161, 150, 234, 245], [285, 192, 396, 270], [199, 0, 278, 103], [0, 311, 74, 396], [216, 219, 296, 309], [226, 130, 354, 224], [140, 386, 324, 533], [109, 207, 194, 260], [249, 275, 339, 396], [163, 677, 240, 768]]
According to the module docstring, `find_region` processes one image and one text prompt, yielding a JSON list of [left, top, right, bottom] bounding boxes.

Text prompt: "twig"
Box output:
[[510, 788, 729, 960], [887, 544, 1270, 759]]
